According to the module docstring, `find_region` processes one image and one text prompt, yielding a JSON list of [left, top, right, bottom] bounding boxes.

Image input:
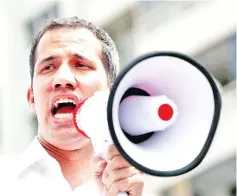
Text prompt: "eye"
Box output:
[[75, 62, 90, 69], [41, 65, 55, 72]]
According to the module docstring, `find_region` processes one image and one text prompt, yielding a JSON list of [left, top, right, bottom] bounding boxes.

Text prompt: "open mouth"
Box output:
[[51, 99, 77, 120]]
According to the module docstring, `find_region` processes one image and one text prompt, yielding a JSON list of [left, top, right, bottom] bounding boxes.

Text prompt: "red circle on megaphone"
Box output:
[[158, 104, 173, 121]]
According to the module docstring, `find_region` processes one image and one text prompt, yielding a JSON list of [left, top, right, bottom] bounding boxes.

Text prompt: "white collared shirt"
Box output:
[[0, 136, 101, 196]]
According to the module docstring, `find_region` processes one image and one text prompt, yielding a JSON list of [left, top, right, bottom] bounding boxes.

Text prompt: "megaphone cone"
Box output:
[[73, 51, 222, 177]]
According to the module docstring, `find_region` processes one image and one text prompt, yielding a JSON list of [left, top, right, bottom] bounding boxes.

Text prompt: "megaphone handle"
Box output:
[[93, 140, 128, 196]]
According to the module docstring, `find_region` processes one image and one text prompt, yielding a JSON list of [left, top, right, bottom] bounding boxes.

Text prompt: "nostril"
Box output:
[[66, 83, 74, 88], [53, 82, 75, 89], [54, 83, 74, 89], [55, 84, 61, 88]]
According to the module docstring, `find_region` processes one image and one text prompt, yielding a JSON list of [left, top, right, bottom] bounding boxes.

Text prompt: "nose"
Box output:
[[52, 63, 77, 90]]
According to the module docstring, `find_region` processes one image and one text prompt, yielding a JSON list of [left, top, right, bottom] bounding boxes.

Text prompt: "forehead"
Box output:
[[35, 27, 103, 61]]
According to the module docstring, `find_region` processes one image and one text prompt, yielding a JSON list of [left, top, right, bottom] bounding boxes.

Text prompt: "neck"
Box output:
[[37, 136, 94, 190]]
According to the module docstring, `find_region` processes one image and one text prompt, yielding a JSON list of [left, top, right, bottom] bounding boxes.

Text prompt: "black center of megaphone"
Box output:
[[120, 87, 154, 144]]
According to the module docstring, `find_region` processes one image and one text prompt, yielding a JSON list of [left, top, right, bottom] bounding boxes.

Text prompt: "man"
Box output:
[[0, 17, 144, 195]]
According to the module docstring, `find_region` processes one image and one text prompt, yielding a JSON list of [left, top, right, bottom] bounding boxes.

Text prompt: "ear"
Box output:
[[108, 83, 113, 89], [27, 88, 35, 112]]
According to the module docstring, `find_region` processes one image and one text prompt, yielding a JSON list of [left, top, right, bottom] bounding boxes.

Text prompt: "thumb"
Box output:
[[93, 155, 108, 195], [93, 155, 107, 178]]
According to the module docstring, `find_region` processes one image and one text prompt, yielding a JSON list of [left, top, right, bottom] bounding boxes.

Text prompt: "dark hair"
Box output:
[[29, 16, 119, 85]]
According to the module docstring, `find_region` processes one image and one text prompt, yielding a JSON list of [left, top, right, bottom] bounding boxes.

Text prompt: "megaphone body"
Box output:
[[73, 51, 221, 178], [74, 90, 178, 139]]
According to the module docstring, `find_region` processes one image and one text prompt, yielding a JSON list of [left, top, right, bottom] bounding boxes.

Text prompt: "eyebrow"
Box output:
[[37, 52, 94, 67], [38, 55, 58, 65], [72, 53, 90, 62], [71, 52, 96, 66]]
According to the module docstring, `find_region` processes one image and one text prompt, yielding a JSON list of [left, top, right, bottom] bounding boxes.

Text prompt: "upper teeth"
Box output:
[[53, 98, 76, 108]]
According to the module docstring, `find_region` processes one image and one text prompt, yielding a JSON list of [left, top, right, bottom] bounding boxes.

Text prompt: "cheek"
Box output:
[[33, 80, 50, 113], [79, 72, 108, 95]]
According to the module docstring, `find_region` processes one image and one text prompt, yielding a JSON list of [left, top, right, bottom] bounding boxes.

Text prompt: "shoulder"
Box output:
[[0, 155, 17, 167], [0, 137, 40, 177], [0, 155, 19, 183]]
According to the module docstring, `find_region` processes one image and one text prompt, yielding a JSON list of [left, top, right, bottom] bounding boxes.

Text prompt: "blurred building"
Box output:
[[0, 1, 236, 195]]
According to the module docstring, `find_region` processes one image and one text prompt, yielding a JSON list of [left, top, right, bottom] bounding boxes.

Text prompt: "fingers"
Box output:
[[94, 143, 120, 177], [103, 155, 130, 178], [107, 173, 144, 196], [106, 144, 120, 161], [93, 144, 144, 196], [104, 166, 140, 189], [101, 144, 137, 187], [94, 156, 107, 177]]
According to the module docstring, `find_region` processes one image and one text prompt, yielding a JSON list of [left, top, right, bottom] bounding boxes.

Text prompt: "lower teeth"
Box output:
[[54, 113, 73, 119]]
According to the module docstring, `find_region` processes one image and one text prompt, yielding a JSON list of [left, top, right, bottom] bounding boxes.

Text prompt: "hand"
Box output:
[[93, 144, 144, 196]]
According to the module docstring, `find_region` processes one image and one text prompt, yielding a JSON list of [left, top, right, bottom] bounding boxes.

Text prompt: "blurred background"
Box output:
[[0, 0, 236, 195]]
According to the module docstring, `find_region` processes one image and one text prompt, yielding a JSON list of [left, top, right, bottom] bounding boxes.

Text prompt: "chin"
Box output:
[[50, 127, 91, 150]]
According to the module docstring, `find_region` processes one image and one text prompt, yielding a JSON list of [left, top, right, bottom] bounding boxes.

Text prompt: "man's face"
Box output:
[[27, 27, 109, 150]]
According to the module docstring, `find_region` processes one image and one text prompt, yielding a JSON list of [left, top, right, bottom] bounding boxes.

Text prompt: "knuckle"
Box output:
[[107, 156, 122, 172], [107, 145, 120, 160], [107, 144, 115, 155], [113, 155, 128, 167], [112, 155, 123, 163]]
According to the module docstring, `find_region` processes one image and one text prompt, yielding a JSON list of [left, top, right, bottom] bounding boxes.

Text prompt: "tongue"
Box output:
[[56, 106, 75, 114]]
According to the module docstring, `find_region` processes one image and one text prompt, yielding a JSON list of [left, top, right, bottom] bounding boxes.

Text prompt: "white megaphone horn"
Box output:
[[73, 51, 222, 179]]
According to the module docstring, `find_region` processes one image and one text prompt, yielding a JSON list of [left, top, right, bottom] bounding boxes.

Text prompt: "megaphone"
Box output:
[[73, 51, 222, 177]]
